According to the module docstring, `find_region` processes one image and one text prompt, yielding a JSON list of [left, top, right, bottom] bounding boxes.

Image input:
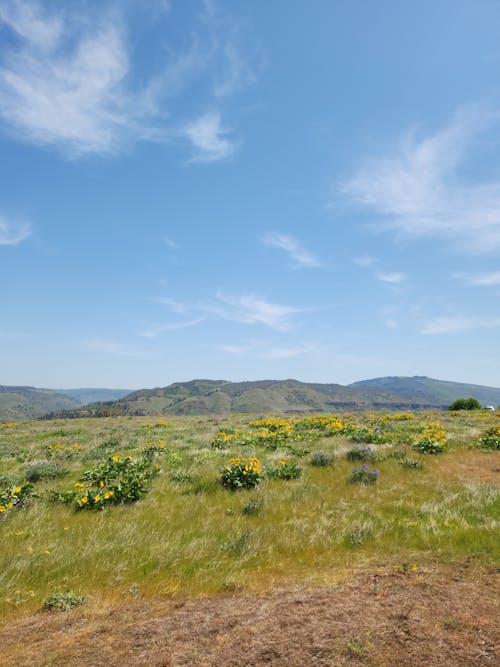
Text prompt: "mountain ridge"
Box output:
[[30, 375, 500, 419]]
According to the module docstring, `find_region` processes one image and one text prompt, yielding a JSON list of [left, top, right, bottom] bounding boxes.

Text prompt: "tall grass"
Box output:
[[0, 411, 499, 617]]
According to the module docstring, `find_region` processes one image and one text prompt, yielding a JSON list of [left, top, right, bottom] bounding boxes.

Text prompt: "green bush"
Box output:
[[220, 457, 262, 490], [310, 450, 335, 467], [24, 460, 67, 482], [476, 426, 500, 451], [448, 397, 482, 411], [267, 458, 302, 480], [43, 591, 85, 611]]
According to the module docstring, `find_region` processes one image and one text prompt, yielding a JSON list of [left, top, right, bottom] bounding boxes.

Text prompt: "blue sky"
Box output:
[[2, 0, 500, 389]]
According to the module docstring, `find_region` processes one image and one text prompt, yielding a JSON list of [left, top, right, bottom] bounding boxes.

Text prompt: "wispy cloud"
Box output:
[[261, 232, 324, 269], [159, 292, 303, 330], [454, 271, 500, 286], [0, 215, 32, 245], [80, 337, 147, 357], [0, 0, 254, 159], [342, 107, 500, 253], [163, 236, 179, 249], [140, 318, 204, 338], [375, 272, 405, 284], [219, 340, 315, 359], [421, 316, 500, 335], [353, 255, 376, 267], [183, 111, 236, 163]]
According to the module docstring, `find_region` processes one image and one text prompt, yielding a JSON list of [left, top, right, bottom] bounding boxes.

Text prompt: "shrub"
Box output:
[[267, 458, 302, 480], [399, 458, 424, 470], [0, 482, 33, 515], [44, 591, 85, 611], [350, 465, 379, 484], [346, 446, 375, 462], [310, 450, 335, 467], [448, 397, 482, 411], [24, 460, 67, 482], [475, 426, 500, 451], [414, 422, 447, 454], [220, 458, 261, 490]]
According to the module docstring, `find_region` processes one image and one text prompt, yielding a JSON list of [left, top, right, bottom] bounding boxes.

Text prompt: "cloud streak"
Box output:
[[342, 107, 500, 253], [183, 112, 236, 163], [0, 216, 32, 245], [261, 232, 323, 268], [159, 292, 304, 331], [0, 0, 252, 159], [421, 316, 500, 335]]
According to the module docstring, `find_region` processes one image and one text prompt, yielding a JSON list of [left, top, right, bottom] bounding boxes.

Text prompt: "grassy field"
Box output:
[[0, 410, 499, 665]]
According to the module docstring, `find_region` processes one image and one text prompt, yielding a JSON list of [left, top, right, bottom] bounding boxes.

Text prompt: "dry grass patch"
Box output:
[[0, 564, 498, 667]]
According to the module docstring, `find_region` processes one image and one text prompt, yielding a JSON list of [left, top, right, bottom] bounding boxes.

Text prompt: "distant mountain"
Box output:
[[56, 388, 132, 404], [348, 376, 500, 407], [47, 376, 500, 419], [0, 386, 81, 421], [4, 376, 500, 421], [0, 386, 132, 421]]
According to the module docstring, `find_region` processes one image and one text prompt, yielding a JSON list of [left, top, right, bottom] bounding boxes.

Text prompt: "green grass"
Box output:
[[0, 411, 499, 617]]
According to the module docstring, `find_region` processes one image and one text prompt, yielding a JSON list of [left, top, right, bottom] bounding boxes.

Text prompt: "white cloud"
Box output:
[[219, 340, 315, 359], [342, 107, 500, 253], [140, 318, 204, 338], [160, 292, 303, 330], [421, 316, 500, 335], [215, 293, 300, 330], [375, 272, 405, 284], [455, 271, 500, 286], [0, 0, 251, 159], [353, 255, 376, 267], [261, 232, 324, 269], [0, 216, 32, 245], [183, 111, 236, 163], [163, 236, 179, 249]]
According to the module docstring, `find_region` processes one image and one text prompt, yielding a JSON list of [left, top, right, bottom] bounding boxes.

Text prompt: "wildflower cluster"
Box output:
[[45, 443, 81, 459], [267, 458, 302, 480], [144, 420, 174, 429], [350, 426, 390, 444], [142, 439, 167, 457], [1, 422, 17, 428], [414, 422, 447, 454], [74, 453, 160, 509], [220, 457, 261, 490], [294, 415, 350, 435], [476, 425, 500, 451], [350, 465, 379, 484], [210, 429, 242, 449], [0, 483, 33, 516]]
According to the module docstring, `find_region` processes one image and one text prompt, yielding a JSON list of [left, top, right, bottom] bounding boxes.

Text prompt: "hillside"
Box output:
[[0, 386, 131, 421], [48, 376, 500, 418], [349, 376, 500, 407], [0, 386, 80, 421]]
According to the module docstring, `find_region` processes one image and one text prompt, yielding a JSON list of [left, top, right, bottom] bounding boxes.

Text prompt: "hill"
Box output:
[[0, 386, 131, 421], [0, 386, 81, 421], [48, 376, 500, 418], [348, 376, 500, 407]]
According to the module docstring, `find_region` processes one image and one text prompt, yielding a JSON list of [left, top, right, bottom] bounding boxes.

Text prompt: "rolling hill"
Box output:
[[0, 386, 131, 421], [43, 376, 500, 419]]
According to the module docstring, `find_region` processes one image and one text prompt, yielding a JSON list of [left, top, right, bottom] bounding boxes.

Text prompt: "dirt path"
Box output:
[[1, 565, 498, 666]]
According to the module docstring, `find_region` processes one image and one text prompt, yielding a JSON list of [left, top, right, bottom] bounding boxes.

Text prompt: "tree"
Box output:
[[448, 397, 482, 411]]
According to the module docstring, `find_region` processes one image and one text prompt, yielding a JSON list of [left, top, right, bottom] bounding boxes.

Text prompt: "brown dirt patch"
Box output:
[[432, 450, 500, 484], [1, 565, 498, 667]]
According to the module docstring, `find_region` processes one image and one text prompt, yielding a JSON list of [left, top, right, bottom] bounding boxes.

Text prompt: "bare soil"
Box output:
[[1, 563, 498, 667]]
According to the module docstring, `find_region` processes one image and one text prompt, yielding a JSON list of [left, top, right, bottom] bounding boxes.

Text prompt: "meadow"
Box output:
[[0, 410, 499, 665]]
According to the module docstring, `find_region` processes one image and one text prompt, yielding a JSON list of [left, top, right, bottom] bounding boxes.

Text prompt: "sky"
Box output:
[[2, 0, 500, 390]]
